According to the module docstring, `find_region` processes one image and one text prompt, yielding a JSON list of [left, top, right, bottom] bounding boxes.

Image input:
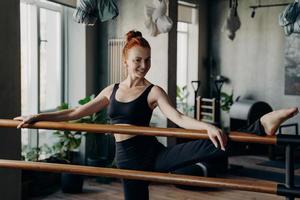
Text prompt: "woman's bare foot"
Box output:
[[260, 107, 299, 135]]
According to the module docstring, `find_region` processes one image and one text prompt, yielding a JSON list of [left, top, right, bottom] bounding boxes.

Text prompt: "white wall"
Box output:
[[65, 7, 86, 107], [65, 7, 100, 162], [187, 14, 199, 113]]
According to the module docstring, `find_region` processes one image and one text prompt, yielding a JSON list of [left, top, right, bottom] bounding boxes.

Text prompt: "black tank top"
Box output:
[[107, 83, 154, 126]]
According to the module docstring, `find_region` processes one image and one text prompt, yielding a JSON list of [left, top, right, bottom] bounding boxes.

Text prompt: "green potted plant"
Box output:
[[220, 91, 234, 130], [51, 102, 84, 193], [75, 96, 115, 183], [52, 95, 112, 192], [21, 144, 63, 198], [220, 92, 233, 112], [22, 144, 52, 162], [176, 85, 193, 116]]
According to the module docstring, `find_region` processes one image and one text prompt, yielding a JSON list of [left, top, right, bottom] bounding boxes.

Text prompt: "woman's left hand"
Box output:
[[13, 115, 38, 129], [206, 125, 227, 151]]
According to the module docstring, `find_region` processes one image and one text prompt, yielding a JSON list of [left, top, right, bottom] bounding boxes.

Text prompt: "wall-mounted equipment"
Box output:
[[249, 1, 290, 18]]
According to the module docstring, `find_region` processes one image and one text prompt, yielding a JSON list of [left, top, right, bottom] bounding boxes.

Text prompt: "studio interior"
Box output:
[[0, 0, 300, 199]]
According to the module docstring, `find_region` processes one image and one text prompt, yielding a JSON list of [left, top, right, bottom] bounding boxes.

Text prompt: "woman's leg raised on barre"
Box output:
[[260, 107, 298, 135], [241, 107, 298, 136]]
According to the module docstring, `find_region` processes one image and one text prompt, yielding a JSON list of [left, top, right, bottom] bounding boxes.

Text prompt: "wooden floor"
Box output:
[[31, 155, 300, 200], [32, 179, 284, 200]]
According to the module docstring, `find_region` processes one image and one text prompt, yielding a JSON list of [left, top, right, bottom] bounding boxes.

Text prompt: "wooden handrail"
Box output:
[[0, 159, 277, 194], [0, 119, 277, 144]]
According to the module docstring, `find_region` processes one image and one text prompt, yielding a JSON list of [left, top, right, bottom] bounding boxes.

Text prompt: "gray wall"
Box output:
[[198, 0, 209, 96], [209, 0, 300, 130], [0, 0, 22, 199], [64, 7, 99, 163], [86, 24, 99, 96]]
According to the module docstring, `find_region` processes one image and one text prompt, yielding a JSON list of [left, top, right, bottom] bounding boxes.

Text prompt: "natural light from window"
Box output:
[[20, 0, 64, 159]]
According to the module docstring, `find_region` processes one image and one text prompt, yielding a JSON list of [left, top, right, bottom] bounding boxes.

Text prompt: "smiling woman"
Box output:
[[122, 31, 151, 80], [15, 30, 228, 200]]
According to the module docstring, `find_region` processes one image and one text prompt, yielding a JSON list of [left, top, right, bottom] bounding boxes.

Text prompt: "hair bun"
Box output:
[[126, 30, 142, 43]]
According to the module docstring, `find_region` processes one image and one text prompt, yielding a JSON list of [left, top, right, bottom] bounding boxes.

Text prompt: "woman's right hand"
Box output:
[[206, 124, 228, 151], [13, 115, 38, 129]]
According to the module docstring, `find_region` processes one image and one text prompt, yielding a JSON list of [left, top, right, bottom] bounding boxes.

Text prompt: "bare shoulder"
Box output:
[[149, 85, 168, 100], [148, 85, 170, 109], [151, 85, 167, 95], [97, 84, 115, 99]]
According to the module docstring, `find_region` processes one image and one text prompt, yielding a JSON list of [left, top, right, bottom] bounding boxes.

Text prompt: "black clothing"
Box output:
[[108, 83, 266, 200], [107, 83, 154, 126], [239, 119, 266, 136], [115, 135, 226, 200]]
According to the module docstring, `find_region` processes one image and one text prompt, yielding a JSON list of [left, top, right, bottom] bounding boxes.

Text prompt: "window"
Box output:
[[20, 0, 65, 158], [176, 3, 199, 117], [177, 22, 189, 89], [39, 7, 63, 112]]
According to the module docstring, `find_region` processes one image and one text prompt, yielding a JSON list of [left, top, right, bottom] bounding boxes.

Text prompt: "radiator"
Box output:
[[108, 39, 126, 84]]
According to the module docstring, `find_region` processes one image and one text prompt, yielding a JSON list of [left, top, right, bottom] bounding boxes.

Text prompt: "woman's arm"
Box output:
[[151, 86, 227, 150], [14, 85, 114, 129]]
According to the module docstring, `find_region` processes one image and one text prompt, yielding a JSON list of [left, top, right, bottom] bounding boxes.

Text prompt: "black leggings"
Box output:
[[116, 137, 226, 200], [115, 119, 265, 200]]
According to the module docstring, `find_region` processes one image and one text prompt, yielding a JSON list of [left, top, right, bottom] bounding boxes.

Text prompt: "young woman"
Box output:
[[15, 30, 298, 200]]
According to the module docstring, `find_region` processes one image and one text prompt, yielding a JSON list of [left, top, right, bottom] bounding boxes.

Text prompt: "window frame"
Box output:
[[20, 0, 67, 151], [177, 21, 189, 89], [37, 1, 65, 113]]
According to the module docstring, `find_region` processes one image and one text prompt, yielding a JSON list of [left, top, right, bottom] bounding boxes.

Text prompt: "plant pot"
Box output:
[[22, 157, 64, 198], [22, 171, 61, 197], [61, 173, 84, 193], [87, 156, 114, 183], [21, 179, 31, 200], [221, 110, 230, 130]]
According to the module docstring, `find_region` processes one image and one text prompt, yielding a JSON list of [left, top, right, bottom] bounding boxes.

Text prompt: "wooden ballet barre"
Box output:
[[0, 120, 300, 197], [0, 119, 279, 144], [1, 159, 299, 197], [0, 159, 277, 194]]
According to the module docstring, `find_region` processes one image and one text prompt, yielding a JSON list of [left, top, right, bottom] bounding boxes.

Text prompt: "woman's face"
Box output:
[[125, 46, 151, 78]]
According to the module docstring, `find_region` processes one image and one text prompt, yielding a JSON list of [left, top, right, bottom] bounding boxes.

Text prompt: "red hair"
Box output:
[[122, 30, 151, 60]]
